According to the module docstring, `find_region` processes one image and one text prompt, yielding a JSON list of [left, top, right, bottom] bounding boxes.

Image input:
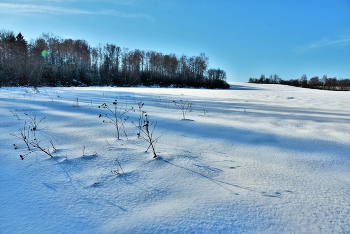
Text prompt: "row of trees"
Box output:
[[0, 30, 229, 89], [249, 74, 350, 91]]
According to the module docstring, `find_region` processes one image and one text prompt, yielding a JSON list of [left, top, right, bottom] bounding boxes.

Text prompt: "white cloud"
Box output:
[[308, 37, 350, 49], [0, 3, 153, 20], [0, 3, 85, 14], [98, 0, 139, 6], [294, 36, 350, 54]]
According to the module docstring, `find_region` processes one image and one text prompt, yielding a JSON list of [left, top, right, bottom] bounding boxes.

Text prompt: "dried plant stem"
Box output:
[[11, 114, 56, 160], [98, 100, 133, 140], [173, 99, 192, 119], [9, 109, 20, 120], [134, 112, 161, 158]]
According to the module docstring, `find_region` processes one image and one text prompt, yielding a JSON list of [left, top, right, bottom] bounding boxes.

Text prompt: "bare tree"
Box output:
[[300, 74, 308, 88], [309, 76, 320, 89], [322, 75, 328, 90]]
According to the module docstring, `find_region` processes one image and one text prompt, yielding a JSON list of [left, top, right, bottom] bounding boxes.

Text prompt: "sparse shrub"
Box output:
[[44, 90, 53, 101], [24, 113, 45, 131], [198, 108, 208, 116], [133, 111, 162, 158], [73, 97, 79, 107], [135, 102, 145, 137], [111, 158, 124, 175], [98, 100, 134, 140], [173, 99, 193, 119], [81, 146, 97, 157], [11, 113, 56, 160], [11, 121, 31, 150], [103, 140, 124, 175], [9, 109, 20, 120], [152, 96, 162, 105]]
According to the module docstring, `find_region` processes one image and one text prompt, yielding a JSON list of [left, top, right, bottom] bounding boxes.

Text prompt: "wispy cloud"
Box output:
[[294, 36, 350, 54], [0, 3, 153, 20], [98, 0, 140, 6]]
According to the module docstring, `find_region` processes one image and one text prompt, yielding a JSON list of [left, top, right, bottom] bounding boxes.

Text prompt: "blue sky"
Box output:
[[1, 0, 349, 82]]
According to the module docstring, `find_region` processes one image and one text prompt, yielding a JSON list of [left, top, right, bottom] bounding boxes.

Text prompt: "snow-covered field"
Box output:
[[1, 83, 350, 233]]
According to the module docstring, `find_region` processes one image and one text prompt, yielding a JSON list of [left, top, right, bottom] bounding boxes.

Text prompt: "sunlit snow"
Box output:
[[1, 83, 349, 233]]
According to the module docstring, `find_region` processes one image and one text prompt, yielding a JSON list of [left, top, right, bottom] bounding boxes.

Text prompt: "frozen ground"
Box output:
[[1, 83, 349, 233]]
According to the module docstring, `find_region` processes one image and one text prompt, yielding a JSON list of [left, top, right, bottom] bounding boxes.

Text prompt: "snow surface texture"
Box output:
[[1, 83, 349, 233]]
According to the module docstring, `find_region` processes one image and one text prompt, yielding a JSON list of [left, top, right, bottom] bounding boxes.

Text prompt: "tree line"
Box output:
[[0, 30, 229, 89], [248, 74, 350, 91]]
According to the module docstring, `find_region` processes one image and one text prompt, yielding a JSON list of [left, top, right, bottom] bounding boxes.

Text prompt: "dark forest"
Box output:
[[249, 74, 350, 91], [0, 30, 229, 89]]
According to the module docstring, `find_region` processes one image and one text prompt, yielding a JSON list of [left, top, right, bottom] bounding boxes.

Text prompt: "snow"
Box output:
[[1, 83, 350, 233]]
